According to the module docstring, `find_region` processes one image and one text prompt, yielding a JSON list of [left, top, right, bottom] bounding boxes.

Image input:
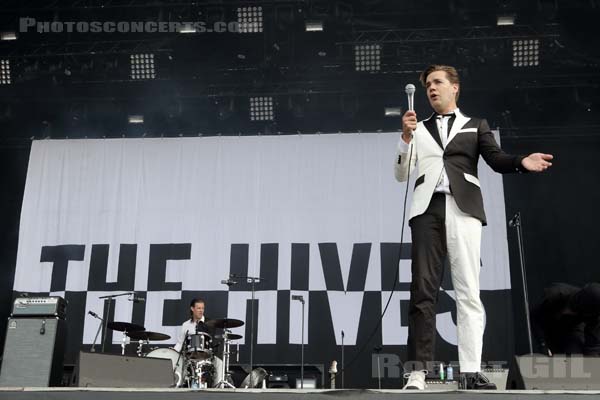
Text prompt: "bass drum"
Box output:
[[146, 348, 185, 387]]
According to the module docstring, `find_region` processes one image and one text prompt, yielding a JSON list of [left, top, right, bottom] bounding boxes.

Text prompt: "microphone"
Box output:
[[88, 310, 102, 320], [292, 294, 305, 304], [129, 297, 145, 303], [508, 212, 521, 227], [221, 275, 238, 286], [127, 293, 146, 303], [405, 83, 416, 111]]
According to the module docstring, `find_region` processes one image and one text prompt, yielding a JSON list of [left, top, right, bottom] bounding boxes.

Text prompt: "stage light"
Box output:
[[0, 59, 11, 85], [497, 15, 515, 26], [305, 21, 323, 32], [128, 115, 144, 124], [384, 107, 402, 117], [237, 6, 263, 33], [249, 96, 273, 121], [1, 32, 17, 41], [178, 24, 196, 34], [354, 44, 381, 72], [130, 53, 156, 80], [512, 39, 539, 67]]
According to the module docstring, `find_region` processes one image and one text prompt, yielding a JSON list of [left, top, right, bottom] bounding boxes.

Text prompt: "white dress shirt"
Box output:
[[398, 108, 460, 195], [174, 316, 205, 352]]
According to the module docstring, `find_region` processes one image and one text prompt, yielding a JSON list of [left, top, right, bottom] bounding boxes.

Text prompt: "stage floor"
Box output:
[[1, 388, 600, 400]]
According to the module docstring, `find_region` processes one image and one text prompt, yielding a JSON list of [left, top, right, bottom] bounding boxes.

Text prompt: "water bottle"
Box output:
[[446, 364, 454, 381]]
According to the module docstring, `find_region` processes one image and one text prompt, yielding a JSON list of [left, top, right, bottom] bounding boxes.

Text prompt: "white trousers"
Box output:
[[445, 194, 484, 373]]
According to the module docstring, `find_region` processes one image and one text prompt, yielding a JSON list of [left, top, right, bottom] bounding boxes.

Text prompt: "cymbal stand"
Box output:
[[215, 330, 236, 388]]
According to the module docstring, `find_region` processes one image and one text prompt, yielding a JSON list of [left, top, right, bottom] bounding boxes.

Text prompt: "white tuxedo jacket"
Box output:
[[394, 109, 526, 225]]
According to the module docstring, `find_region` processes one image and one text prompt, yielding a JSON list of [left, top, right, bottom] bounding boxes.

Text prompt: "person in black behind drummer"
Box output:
[[531, 282, 600, 356]]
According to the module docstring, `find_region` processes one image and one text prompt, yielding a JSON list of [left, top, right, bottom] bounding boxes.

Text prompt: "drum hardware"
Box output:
[[135, 339, 149, 357], [204, 318, 244, 329], [188, 359, 214, 389], [186, 332, 213, 360], [106, 322, 146, 356], [125, 331, 171, 357], [98, 292, 139, 353], [214, 329, 243, 389]]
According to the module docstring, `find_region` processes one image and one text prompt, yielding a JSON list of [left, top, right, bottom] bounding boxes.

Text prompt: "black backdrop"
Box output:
[[0, 134, 598, 387]]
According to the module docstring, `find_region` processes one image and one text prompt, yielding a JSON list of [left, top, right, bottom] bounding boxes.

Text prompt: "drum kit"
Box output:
[[106, 317, 245, 388]]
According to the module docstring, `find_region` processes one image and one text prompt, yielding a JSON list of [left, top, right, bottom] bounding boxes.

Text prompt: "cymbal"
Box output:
[[107, 321, 145, 332], [225, 333, 242, 340], [127, 331, 171, 341], [205, 318, 244, 329]]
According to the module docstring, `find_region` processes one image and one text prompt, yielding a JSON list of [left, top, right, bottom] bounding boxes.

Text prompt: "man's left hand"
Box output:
[[522, 153, 553, 172]]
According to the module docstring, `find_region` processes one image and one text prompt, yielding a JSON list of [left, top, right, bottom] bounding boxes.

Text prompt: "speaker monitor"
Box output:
[[508, 354, 600, 390], [77, 351, 174, 388], [0, 317, 66, 387]]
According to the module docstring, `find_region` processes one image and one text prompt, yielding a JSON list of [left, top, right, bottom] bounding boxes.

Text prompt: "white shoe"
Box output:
[[402, 370, 427, 390]]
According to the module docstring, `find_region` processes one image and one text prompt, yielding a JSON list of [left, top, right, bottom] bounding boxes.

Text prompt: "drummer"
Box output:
[[174, 298, 214, 352], [173, 298, 224, 387]]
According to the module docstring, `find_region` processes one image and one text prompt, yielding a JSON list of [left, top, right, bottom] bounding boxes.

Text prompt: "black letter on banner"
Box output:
[[228, 244, 278, 291], [291, 243, 309, 291], [380, 243, 411, 291], [148, 243, 191, 291], [318, 243, 371, 291], [229, 244, 248, 291], [87, 244, 136, 291], [259, 243, 278, 290], [40, 245, 85, 292]]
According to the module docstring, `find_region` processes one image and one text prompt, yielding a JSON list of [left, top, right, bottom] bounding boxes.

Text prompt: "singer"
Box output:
[[395, 65, 553, 390]]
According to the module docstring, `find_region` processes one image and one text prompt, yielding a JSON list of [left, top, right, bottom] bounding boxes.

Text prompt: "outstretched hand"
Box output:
[[521, 153, 553, 172]]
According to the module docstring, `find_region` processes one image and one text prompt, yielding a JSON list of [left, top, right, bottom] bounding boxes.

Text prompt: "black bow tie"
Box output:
[[436, 113, 455, 118]]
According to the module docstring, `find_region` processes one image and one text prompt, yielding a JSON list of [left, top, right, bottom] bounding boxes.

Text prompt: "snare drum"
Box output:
[[187, 332, 213, 360], [146, 347, 185, 387]]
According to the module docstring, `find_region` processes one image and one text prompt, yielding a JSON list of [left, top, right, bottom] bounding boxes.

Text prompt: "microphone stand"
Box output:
[[223, 274, 263, 389], [292, 295, 306, 388], [89, 312, 104, 353], [509, 212, 534, 354], [300, 300, 305, 389], [173, 330, 188, 388], [98, 292, 134, 353], [341, 330, 345, 389]]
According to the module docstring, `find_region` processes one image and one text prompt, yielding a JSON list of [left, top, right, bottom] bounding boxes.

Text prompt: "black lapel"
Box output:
[[423, 116, 443, 150]]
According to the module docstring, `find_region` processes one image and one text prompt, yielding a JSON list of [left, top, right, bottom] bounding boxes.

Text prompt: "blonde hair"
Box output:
[[419, 64, 460, 102]]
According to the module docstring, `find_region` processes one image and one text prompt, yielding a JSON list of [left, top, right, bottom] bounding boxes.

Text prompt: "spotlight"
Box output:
[[130, 53, 156, 80], [128, 115, 144, 124], [305, 21, 323, 32], [0, 59, 11, 85], [237, 6, 263, 33], [512, 39, 539, 67], [384, 107, 402, 117], [249, 96, 273, 121], [497, 15, 515, 26], [354, 44, 381, 72], [178, 24, 196, 34], [0, 32, 17, 41]]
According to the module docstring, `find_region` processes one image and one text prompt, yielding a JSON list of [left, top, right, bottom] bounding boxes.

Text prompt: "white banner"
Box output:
[[14, 132, 511, 347]]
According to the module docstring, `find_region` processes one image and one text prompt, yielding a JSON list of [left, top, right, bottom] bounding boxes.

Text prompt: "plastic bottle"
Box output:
[[439, 362, 445, 381], [446, 364, 454, 381]]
